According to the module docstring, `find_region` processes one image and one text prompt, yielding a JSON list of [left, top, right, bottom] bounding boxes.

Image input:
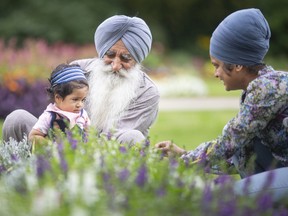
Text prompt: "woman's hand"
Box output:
[[155, 141, 186, 157]]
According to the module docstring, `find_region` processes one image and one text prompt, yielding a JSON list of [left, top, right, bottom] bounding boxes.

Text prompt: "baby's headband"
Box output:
[[50, 66, 87, 88]]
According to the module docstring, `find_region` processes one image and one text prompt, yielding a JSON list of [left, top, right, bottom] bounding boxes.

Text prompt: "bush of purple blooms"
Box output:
[[0, 79, 48, 118], [0, 128, 287, 215], [0, 38, 96, 119]]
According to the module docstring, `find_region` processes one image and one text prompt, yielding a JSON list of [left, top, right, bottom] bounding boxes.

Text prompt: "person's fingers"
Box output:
[[155, 140, 171, 148], [155, 142, 166, 148], [154, 143, 161, 148]]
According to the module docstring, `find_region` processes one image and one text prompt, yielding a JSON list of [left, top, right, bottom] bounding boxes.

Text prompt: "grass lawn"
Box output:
[[0, 109, 238, 148], [204, 78, 241, 97], [149, 109, 238, 150]]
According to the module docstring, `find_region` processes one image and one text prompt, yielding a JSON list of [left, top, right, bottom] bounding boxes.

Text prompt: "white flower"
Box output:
[[155, 75, 208, 97]]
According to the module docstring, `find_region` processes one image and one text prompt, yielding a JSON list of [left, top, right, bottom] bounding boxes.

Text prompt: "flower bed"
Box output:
[[0, 39, 96, 119], [0, 79, 48, 118], [0, 129, 287, 215]]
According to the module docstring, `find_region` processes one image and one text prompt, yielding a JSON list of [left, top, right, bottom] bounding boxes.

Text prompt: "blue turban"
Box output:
[[94, 15, 152, 63], [210, 8, 271, 66]]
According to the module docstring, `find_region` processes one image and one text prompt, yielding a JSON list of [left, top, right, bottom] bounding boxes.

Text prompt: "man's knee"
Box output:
[[2, 109, 37, 142], [117, 130, 145, 146]]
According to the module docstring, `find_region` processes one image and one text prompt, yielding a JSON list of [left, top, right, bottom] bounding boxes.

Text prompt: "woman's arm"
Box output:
[[155, 140, 187, 157]]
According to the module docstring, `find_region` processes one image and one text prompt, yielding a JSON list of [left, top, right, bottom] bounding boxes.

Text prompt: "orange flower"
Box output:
[[6, 79, 19, 92]]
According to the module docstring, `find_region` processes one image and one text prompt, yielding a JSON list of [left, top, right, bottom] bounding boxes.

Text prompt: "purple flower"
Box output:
[[0, 165, 7, 174], [218, 200, 236, 216], [119, 146, 127, 154], [204, 165, 211, 173], [0, 80, 47, 118], [10, 153, 18, 161], [102, 172, 114, 195], [118, 169, 130, 182], [36, 155, 51, 178], [82, 131, 88, 143], [56, 137, 64, 153], [201, 184, 213, 214], [102, 172, 110, 182], [155, 186, 166, 197], [214, 175, 232, 185], [202, 184, 213, 204], [140, 149, 146, 157], [66, 130, 78, 150], [56, 139, 68, 175], [135, 164, 147, 187], [144, 138, 150, 148], [257, 193, 273, 212], [198, 151, 207, 163], [60, 158, 68, 175], [169, 158, 178, 168], [107, 131, 112, 140]]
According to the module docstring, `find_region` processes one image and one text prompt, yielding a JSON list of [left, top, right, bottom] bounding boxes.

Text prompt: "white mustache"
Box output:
[[102, 64, 129, 78]]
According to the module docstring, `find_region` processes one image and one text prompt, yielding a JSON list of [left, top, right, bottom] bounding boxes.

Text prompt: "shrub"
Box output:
[[0, 79, 48, 118], [0, 129, 287, 215], [0, 39, 96, 119]]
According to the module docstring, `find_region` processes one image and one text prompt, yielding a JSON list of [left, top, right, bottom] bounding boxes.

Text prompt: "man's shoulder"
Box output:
[[142, 73, 159, 93], [70, 58, 99, 74], [143, 72, 157, 87], [139, 73, 160, 101]]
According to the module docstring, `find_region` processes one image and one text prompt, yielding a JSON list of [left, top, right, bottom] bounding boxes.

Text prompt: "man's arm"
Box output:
[[114, 74, 160, 145]]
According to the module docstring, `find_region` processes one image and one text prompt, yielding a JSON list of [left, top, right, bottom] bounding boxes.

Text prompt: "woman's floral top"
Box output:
[[182, 66, 288, 171]]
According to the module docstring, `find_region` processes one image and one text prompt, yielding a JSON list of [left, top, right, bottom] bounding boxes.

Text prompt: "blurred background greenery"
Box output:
[[1, 0, 288, 61], [0, 0, 287, 144]]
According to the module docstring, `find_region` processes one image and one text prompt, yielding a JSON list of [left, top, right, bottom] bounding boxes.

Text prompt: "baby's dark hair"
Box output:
[[46, 63, 89, 103]]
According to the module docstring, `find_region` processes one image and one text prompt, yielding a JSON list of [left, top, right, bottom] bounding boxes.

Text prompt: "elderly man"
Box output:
[[3, 15, 159, 146], [72, 15, 159, 145]]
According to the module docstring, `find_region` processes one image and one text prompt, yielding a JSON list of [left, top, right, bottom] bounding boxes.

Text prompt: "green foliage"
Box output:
[[0, 0, 288, 57], [0, 128, 286, 215], [0, 0, 125, 45]]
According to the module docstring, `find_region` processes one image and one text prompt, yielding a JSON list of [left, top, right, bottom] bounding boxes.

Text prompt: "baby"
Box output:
[[29, 63, 90, 143]]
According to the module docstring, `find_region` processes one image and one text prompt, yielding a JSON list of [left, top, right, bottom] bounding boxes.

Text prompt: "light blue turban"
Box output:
[[94, 15, 152, 63], [210, 8, 271, 66]]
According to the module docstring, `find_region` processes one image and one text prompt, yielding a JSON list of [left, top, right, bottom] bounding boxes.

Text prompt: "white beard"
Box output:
[[87, 59, 143, 132]]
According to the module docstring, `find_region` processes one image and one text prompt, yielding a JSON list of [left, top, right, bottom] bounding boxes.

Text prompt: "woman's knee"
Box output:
[[233, 167, 288, 202]]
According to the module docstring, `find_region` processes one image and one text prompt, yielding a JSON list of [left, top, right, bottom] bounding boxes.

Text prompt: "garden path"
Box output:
[[159, 97, 239, 111]]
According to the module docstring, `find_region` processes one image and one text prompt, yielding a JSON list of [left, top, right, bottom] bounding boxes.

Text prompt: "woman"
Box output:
[[155, 8, 288, 201]]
